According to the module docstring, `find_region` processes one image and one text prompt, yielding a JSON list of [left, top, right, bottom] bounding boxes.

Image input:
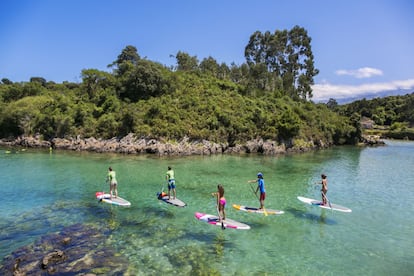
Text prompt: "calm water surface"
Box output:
[[1, 140, 413, 275]]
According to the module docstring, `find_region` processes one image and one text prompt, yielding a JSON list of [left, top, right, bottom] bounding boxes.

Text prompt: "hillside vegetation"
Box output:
[[0, 26, 363, 149], [329, 94, 414, 140]]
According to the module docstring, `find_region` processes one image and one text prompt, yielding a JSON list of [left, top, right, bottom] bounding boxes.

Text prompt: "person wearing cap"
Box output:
[[248, 172, 266, 210], [166, 166, 176, 199]]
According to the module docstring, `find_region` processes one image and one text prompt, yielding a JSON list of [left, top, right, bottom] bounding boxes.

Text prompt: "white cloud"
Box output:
[[335, 67, 383, 78], [312, 78, 414, 102]]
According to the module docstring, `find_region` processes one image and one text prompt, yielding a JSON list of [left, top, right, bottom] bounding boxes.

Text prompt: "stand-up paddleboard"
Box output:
[[96, 192, 131, 207], [297, 196, 352, 213], [232, 204, 284, 215], [194, 212, 250, 230], [157, 192, 187, 207]]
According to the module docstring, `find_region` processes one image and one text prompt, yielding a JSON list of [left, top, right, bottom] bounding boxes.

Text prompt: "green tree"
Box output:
[[118, 59, 172, 102], [80, 69, 116, 100], [1, 78, 13, 85], [199, 56, 219, 77], [109, 45, 141, 76], [30, 77, 47, 86], [175, 51, 199, 72], [326, 98, 338, 110], [244, 26, 319, 100]]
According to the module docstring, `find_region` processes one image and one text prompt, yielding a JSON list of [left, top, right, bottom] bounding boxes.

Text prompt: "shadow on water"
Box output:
[[285, 207, 337, 225]]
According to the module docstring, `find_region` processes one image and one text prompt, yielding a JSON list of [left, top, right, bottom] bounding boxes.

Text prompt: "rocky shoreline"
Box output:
[[0, 133, 385, 156], [0, 134, 312, 155]]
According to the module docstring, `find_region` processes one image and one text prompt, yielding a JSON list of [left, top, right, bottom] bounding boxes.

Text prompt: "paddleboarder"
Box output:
[[166, 166, 176, 200], [107, 167, 118, 198], [316, 174, 328, 205], [212, 184, 226, 228], [248, 172, 266, 210]]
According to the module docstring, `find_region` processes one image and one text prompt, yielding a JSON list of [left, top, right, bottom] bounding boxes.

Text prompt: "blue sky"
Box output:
[[1, 0, 413, 102]]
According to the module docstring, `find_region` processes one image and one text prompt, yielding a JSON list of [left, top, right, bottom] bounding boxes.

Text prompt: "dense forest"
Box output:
[[0, 25, 412, 150]]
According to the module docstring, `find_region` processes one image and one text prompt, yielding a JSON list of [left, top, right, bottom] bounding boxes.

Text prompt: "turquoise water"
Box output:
[[1, 140, 413, 275]]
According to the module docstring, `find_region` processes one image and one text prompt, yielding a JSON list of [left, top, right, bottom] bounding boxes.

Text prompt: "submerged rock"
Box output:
[[0, 223, 128, 275]]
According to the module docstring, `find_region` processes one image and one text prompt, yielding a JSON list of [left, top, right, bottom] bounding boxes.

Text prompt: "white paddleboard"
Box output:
[[194, 212, 250, 230], [96, 192, 131, 207], [157, 192, 187, 207], [297, 196, 352, 213], [232, 204, 284, 215]]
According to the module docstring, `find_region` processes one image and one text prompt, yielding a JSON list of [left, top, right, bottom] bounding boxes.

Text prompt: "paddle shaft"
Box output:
[[322, 191, 332, 210]]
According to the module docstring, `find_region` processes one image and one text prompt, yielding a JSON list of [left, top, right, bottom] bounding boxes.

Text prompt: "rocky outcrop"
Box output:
[[0, 223, 128, 275], [361, 135, 386, 146], [0, 134, 346, 156]]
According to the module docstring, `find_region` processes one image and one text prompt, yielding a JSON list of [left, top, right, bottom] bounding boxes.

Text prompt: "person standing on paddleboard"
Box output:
[[317, 174, 328, 205], [166, 166, 176, 200], [107, 167, 118, 198], [248, 172, 266, 210], [212, 184, 226, 229]]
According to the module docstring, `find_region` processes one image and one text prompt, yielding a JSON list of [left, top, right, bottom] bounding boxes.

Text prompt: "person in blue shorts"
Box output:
[[166, 166, 176, 199], [248, 172, 266, 210]]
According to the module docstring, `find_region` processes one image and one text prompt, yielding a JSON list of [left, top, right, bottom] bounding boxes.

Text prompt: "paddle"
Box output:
[[249, 183, 268, 216]]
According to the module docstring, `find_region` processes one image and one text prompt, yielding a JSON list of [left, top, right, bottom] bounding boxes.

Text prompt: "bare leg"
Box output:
[[322, 192, 327, 205]]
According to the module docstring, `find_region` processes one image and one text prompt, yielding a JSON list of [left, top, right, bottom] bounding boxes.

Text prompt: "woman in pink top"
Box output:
[[212, 184, 226, 229]]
